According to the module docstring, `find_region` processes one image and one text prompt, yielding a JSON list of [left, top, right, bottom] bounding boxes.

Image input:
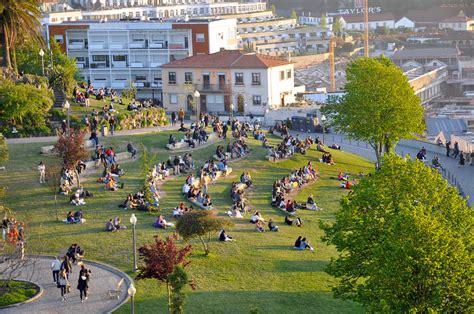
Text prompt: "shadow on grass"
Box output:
[[273, 260, 329, 273]]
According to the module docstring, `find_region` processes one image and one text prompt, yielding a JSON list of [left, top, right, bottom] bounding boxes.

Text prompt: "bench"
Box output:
[[107, 278, 124, 299], [166, 132, 219, 150]]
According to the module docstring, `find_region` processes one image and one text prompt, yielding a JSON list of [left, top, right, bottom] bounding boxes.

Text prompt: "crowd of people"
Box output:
[[271, 162, 320, 215], [168, 127, 210, 148], [267, 134, 314, 161], [227, 172, 253, 218]]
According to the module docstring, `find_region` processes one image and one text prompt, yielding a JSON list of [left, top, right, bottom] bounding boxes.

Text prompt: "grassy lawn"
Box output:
[[0, 280, 39, 307], [0, 130, 373, 313]]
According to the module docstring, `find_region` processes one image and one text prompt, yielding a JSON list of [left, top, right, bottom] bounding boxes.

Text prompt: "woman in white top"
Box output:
[[38, 161, 46, 184]]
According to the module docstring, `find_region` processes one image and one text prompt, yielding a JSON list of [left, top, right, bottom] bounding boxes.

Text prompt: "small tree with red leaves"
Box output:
[[53, 128, 88, 187], [136, 235, 194, 314]]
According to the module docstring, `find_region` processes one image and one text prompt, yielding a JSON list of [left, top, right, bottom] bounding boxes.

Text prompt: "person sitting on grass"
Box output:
[[285, 215, 302, 227], [127, 142, 137, 158], [256, 220, 265, 232], [66, 211, 75, 223], [105, 219, 116, 232], [113, 217, 126, 230], [268, 219, 279, 232], [300, 237, 314, 251], [70, 191, 86, 206], [316, 142, 327, 153], [74, 210, 85, 223], [168, 134, 177, 147], [337, 172, 349, 181], [306, 194, 321, 211], [251, 211, 265, 223], [153, 215, 174, 229], [219, 229, 234, 242]]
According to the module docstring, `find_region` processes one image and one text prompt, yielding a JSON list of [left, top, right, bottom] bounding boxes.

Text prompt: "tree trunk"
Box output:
[[373, 143, 382, 170], [2, 24, 11, 69], [198, 236, 209, 256], [11, 46, 17, 74], [74, 168, 81, 188], [166, 281, 172, 314]]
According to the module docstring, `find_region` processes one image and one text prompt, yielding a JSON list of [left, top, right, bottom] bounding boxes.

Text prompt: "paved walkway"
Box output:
[[6, 122, 184, 145], [289, 131, 473, 206], [0, 256, 131, 314]]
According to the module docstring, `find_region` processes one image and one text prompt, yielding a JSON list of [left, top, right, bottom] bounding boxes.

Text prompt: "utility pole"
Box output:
[[364, 0, 370, 57]]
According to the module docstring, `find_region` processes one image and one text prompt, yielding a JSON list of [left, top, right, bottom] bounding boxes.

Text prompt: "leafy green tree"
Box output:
[[270, 4, 276, 14], [290, 9, 297, 20], [122, 81, 137, 100], [0, 0, 43, 71], [320, 14, 327, 28], [176, 211, 232, 256], [168, 266, 195, 314], [49, 64, 78, 97], [137, 235, 194, 314], [332, 16, 343, 36], [322, 56, 424, 166], [0, 79, 53, 136], [0, 134, 7, 162], [321, 154, 473, 312]]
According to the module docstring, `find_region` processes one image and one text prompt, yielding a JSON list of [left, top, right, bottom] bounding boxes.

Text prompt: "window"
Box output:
[[287, 69, 292, 79], [168, 72, 176, 84], [170, 94, 178, 104], [92, 55, 107, 62], [185, 72, 193, 84], [54, 35, 64, 44], [235, 72, 244, 85], [280, 70, 285, 80], [251, 73, 261, 85], [252, 95, 262, 106], [196, 33, 205, 42], [113, 55, 127, 62]]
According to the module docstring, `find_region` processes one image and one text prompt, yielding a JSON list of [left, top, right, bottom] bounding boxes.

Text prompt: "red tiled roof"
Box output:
[[162, 49, 291, 69], [340, 13, 396, 23], [441, 15, 473, 23], [407, 6, 474, 23]]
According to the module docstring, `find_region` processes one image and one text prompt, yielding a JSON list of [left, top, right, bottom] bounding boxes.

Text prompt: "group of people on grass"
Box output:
[[267, 134, 314, 161], [227, 172, 253, 218], [105, 217, 126, 231], [168, 127, 209, 148], [182, 173, 213, 209]]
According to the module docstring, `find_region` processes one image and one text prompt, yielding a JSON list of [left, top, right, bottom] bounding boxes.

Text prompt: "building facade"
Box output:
[[48, 19, 237, 100], [161, 49, 297, 115]]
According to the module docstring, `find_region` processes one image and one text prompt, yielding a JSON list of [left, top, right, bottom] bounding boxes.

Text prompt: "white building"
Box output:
[[48, 19, 237, 100], [161, 49, 300, 114], [44, 1, 266, 24]]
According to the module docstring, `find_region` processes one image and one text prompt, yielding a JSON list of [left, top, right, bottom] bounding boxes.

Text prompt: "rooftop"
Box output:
[[162, 49, 292, 69], [407, 6, 474, 23], [425, 117, 468, 138], [340, 13, 396, 23], [392, 47, 460, 59]]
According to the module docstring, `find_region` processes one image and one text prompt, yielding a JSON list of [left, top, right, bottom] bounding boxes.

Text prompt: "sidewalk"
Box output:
[[0, 256, 131, 314], [6, 122, 182, 145], [290, 131, 473, 206]]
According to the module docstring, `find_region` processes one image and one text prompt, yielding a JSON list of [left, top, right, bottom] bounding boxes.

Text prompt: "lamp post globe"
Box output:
[[130, 214, 138, 273]]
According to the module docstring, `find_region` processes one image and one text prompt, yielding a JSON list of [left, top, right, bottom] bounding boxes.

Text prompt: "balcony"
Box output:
[[195, 84, 231, 92]]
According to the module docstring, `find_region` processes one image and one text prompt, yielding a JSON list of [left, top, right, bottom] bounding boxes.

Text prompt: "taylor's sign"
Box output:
[[338, 7, 382, 15]]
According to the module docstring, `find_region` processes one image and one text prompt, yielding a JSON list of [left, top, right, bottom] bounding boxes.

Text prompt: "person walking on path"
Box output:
[[459, 151, 465, 168], [453, 141, 460, 159], [171, 112, 176, 126], [60, 256, 72, 279], [109, 116, 116, 136], [178, 109, 185, 124], [77, 264, 91, 303], [446, 141, 451, 157], [58, 269, 70, 301], [38, 161, 46, 184], [51, 256, 61, 285]]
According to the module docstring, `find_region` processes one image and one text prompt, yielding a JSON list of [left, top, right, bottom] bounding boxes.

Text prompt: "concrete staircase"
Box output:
[[53, 89, 66, 108]]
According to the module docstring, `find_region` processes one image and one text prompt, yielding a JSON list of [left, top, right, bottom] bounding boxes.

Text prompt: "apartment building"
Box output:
[[161, 49, 297, 115], [439, 15, 474, 31], [240, 25, 330, 57], [48, 18, 237, 100], [44, 1, 266, 24]]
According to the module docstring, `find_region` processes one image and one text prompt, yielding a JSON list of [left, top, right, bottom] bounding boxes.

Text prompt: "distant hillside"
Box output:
[[269, 0, 473, 16]]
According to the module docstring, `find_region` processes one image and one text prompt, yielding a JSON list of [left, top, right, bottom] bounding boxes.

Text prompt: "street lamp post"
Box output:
[[130, 213, 138, 273], [39, 49, 45, 76], [63, 100, 71, 135], [243, 103, 247, 123], [193, 90, 200, 127], [230, 103, 234, 121], [127, 283, 137, 314], [321, 114, 327, 144], [264, 107, 270, 127]]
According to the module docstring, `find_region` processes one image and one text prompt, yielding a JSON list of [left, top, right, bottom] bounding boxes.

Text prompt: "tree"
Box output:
[[320, 14, 327, 28], [49, 64, 77, 98], [320, 154, 473, 312], [0, 0, 43, 71], [0, 79, 54, 136], [53, 128, 89, 187], [332, 16, 343, 36], [290, 9, 297, 20], [136, 235, 194, 314], [0, 134, 8, 163], [322, 56, 424, 166], [270, 4, 276, 14], [168, 265, 194, 314], [176, 211, 232, 256], [122, 81, 137, 100]]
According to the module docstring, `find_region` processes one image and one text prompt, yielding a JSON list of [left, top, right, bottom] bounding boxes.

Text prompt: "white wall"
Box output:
[[208, 19, 238, 53], [395, 17, 415, 29]]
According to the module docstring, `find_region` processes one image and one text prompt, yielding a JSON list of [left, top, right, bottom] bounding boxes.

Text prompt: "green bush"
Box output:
[[115, 107, 168, 131], [0, 280, 38, 307]]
